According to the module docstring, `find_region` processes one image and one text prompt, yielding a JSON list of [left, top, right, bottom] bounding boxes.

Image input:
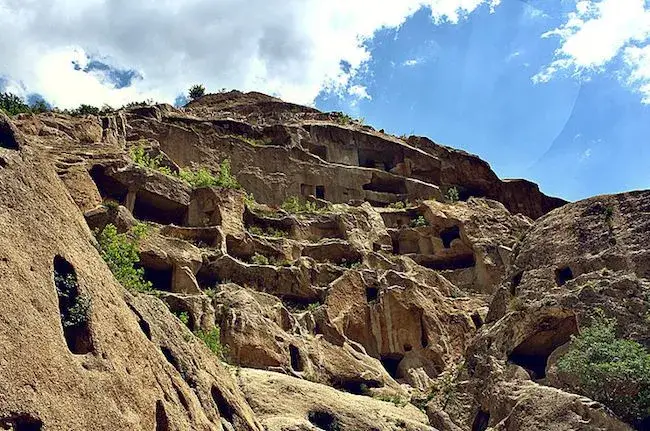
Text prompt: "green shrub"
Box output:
[[129, 145, 173, 175], [281, 196, 326, 214], [307, 302, 321, 312], [250, 253, 270, 265], [389, 201, 406, 209], [72, 104, 101, 116], [54, 272, 91, 328], [445, 187, 460, 203], [176, 311, 190, 326], [96, 223, 153, 293], [410, 215, 428, 228], [178, 159, 241, 190], [188, 84, 206, 101], [557, 313, 650, 425], [195, 326, 226, 358]]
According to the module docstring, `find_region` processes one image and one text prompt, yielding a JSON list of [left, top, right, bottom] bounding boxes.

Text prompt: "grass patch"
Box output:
[[195, 326, 228, 359], [410, 216, 428, 228], [281, 196, 330, 214]]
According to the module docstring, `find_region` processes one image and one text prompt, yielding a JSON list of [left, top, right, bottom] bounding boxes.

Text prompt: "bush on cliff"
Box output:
[[96, 223, 153, 293], [557, 313, 650, 426], [188, 84, 206, 100]]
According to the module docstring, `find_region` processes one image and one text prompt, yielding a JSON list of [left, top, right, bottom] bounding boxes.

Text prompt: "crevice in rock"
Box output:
[[471, 410, 490, 431], [289, 344, 304, 372], [440, 226, 461, 249], [308, 410, 340, 431], [511, 271, 523, 295], [471, 311, 483, 329], [211, 385, 235, 423], [417, 254, 476, 271], [507, 315, 578, 379], [173, 384, 192, 415], [161, 346, 183, 376], [555, 266, 574, 286], [380, 354, 404, 379], [155, 400, 170, 431], [53, 256, 93, 355], [0, 414, 43, 431], [126, 303, 153, 341]]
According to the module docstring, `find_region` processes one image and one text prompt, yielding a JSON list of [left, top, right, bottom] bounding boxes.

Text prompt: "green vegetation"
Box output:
[[227, 134, 273, 147], [72, 104, 101, 116], [376, 394, 408, 407], [96, 223, 153, 294], [281, 196, 330, 214], [195, 326, 227, 359], [307, 302, 321, 312], [102, 198, 120, 210], [129, 145, 173, 175], [445, 187, 460, 203], [176, 311, 190, 327], [250, 253, 270, 266], [54, 272, 91, 328], [129, 145, 241, 191], [557, 312, 650, 425], [248, 225, 288, 238], [410, 215, 429, 228], [188, 84, 206, 101]]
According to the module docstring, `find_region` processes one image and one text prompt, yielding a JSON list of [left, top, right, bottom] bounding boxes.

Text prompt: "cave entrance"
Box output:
[[0, 414, 43, 431], [471, 410, 490, 431], [89, 165, 129, 205], [508, 315, 578, 379], [555, 266, 574, 286], [366, 286, 379, 303], [211, 385, 235, 424], [310, 144, 328, 161], [380, 353, 404, 379], [358, 148, 401, 172], [289, 344, 304, 372], [133, 190, 188, 226], [315, 185, 325, 200], [142, 266, 173, 292], [53, 256, 93, 355], [308, 410, 340, 431], [440, 226, 461, 249], [155, 401, 170, 431], [418, 254, 476, 270], [362, 175, 407, 195]]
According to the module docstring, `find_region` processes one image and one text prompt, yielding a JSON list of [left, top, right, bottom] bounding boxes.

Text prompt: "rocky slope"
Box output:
[[0, 91, 645, 431]]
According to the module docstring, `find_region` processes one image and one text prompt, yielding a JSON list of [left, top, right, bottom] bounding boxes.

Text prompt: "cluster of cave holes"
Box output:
[[507, 316, 578, 379], [0, 414, 43, 431], [308, 410, 340, 431], [53, 256, 94, 355]]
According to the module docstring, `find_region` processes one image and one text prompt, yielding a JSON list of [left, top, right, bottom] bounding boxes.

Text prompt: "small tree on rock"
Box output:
[[188, 85, 206, 101]]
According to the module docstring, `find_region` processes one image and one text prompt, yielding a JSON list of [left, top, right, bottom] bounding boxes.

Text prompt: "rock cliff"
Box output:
[[0, 91, 645, 431]]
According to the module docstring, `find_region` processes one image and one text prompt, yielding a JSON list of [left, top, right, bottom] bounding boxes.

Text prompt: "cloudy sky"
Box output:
[[1, 0, 649, 201]]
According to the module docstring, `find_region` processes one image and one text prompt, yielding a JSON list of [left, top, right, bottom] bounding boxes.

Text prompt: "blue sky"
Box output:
[[1, 0, 649, 202], [316, 3, 650, 201]]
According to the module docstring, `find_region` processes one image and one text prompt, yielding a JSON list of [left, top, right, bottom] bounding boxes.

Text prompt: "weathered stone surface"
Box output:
[[239, 368, 434, 431]]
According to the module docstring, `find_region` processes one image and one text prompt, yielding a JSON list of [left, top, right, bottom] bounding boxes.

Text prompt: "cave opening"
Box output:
[[511, 271, 524, 295], [308, 410, 340, 431], [289, 344, 304, 372], [315, 185, 325, 200], [471, 410, 490, 431], [440, 226, 461, 249], [53, 256, 93, 355], [155, 401, 170, 431], [362, 175, 407, 195], [142, 266, 173, 292], [0, 414, 43, 431], [133, 190, 188, 226], [89, 165, 129, 204], [211, 385, 235, 423], [507, 316, 578, 379], [366, 286, 379, 303], [380, 353, 404, 379], [555, 266, 574, 286]]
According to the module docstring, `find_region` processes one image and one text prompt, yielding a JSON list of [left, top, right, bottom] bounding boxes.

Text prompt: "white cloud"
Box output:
[[579, 148, 592, 161], [533, 0, 650, 102], [403, 59, 421, 67], [348, 85, 372, 100], [0, 0, 499, 108]]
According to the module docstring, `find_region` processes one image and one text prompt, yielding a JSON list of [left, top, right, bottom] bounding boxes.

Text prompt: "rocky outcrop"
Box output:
[[2, 91, 642, 431]]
